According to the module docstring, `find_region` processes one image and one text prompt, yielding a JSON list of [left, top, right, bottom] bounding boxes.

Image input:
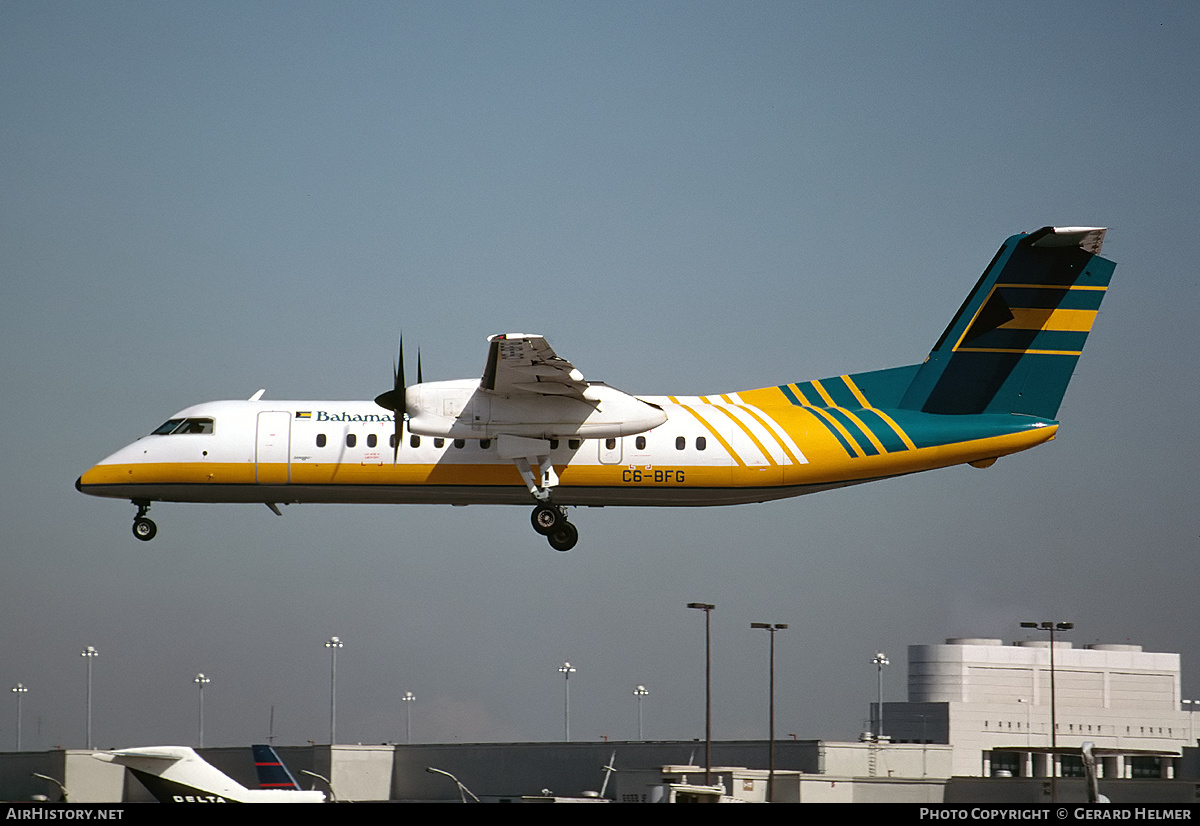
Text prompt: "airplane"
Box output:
[[92, 745, 327, 803], [76, 226, 1116, 552]]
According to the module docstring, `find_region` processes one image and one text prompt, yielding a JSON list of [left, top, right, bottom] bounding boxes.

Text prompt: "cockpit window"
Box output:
[[152, 419, 184, 435], [151, 418, 214, 435]]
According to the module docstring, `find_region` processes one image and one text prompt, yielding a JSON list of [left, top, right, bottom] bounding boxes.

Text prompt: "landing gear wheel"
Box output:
[[547, 521, 579, 552], [531, 503, 564, 536], [132, 518, 157, 542]]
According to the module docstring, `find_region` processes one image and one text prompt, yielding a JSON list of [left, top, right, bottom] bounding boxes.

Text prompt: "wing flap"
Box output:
[[482, 334, 588, 399]]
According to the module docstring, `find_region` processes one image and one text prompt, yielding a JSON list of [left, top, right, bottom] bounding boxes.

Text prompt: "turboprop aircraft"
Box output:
[[76, 226, 1115, 552]]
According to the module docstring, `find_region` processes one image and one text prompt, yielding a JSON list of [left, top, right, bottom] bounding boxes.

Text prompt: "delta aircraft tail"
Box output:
[[93, 745, 326, 803], [252, 743, 304, 791]]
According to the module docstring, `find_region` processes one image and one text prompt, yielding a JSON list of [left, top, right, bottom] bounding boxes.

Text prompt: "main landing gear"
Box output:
[[131, 500, 157, 542], [531, 503, 578, 552]]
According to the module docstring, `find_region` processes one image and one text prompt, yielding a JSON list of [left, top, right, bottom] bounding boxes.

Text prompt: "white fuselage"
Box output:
[[77, 390, 1055, 509]]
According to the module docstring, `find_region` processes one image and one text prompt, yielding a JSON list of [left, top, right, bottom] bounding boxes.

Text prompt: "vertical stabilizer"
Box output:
[[252, 744, 303, 791], [899, 227, 1115, 419]]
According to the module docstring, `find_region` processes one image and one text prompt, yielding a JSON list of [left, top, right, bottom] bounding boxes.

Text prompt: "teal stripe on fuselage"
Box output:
[[802, 405, 859, 457], [854, 408, 910, 453], [822, 379, 860, 409], [822, 407, 880, 456], [793, 382, 823, 406]]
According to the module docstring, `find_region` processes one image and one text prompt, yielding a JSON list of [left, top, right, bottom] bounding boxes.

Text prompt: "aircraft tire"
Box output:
[[531, 503, 562, 536], [547, 521, 578, 552], [132, 518, 157, 542]]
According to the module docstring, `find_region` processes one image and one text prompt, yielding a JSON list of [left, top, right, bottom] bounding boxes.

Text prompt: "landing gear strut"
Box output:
[[131, 500, 157, 542], [530, 503, 578, 551]]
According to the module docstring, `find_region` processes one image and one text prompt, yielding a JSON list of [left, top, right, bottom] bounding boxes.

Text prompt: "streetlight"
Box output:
[[325, 636, 343, 744], [12, 683, 28, 751], [687, 602, 715, 785], [633, 685, 649, 741], [426, 766, 480, 803], [1020, 620, 1073, 802], [558, 662, 576, 741], [193, 674, 210, 748], [872, 651, 890, 740], [402, 691, 416, 744], [751, 622, 788, 802], [81, 646, 98, 748]]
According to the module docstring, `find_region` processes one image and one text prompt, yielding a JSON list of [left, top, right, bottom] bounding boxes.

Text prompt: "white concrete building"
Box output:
[[879, 637, 1198, 778]]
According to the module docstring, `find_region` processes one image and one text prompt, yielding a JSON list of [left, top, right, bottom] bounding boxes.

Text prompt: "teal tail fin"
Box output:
[[898, 226, 1115, 419]]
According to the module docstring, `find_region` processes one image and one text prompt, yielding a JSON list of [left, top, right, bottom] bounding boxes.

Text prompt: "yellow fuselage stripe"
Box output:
[[712, 405, 778, 466], [735, 404, 804, 466], [678, 404, 747, 467]]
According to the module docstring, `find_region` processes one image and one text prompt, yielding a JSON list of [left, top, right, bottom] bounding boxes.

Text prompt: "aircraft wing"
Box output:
[[481, 333, 589, 399]]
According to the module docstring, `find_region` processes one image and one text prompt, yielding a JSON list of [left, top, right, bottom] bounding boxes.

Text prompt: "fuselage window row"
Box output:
[[309, 432, 718, 452]]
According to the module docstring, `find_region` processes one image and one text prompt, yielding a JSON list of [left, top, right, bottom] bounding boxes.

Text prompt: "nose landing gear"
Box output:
[[131, 501, 157, 542]]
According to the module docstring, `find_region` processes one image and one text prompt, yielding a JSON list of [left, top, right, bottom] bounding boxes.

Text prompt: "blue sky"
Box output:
[[1, 2, 1197, 752]]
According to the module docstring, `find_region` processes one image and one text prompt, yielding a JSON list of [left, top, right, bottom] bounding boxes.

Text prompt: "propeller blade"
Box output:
[[372, 335, 407, 464], [393, 335, 405, 462]]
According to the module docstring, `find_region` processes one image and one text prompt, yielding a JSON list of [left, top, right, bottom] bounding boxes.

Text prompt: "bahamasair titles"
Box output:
[[77, 227, 1116, 552]]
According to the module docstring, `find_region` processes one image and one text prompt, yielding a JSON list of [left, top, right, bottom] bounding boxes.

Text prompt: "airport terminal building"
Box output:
[[879, 637, 1196, 781]]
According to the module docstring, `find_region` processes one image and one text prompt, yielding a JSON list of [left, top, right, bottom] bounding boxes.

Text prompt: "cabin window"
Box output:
[[605, 438, 616, 450], [410, 435, 420, 448], [346, 434, 356, 448], [480, 439, 491, 449], [675, 436, 685, 450], [390, 434, 397, 449], [636, 436, 646, 450], [453, 439, 465, 449], [568, 439, 581, 450], [367, 434, 377, 448], [549, 439, 560, 449], [434, 438, 444, 448], [696, 436, 707, 450], [316, 434, 327, 448]]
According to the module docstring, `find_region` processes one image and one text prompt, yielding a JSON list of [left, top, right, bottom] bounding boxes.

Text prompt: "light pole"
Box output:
[[633, 685, 649, 741], [872, 651, 889, 740], [12, 683, 28, 751], [402, 691, 415, 744], [751, 622, 787, 802], [1021, 620, 1073, 802], [426, 766, 480, 803], [687, 602, 715, 785], [325, 636, 343, 744], [558, 662, 576, 741], [193, 673, 210, 748], [81, 646, 98, 748]]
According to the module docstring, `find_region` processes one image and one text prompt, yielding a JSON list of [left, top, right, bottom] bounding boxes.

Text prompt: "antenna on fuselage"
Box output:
[[249, 389, 266, 401]]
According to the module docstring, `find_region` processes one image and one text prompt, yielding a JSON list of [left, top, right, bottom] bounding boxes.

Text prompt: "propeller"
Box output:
[[374, 335, 408, 463]]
